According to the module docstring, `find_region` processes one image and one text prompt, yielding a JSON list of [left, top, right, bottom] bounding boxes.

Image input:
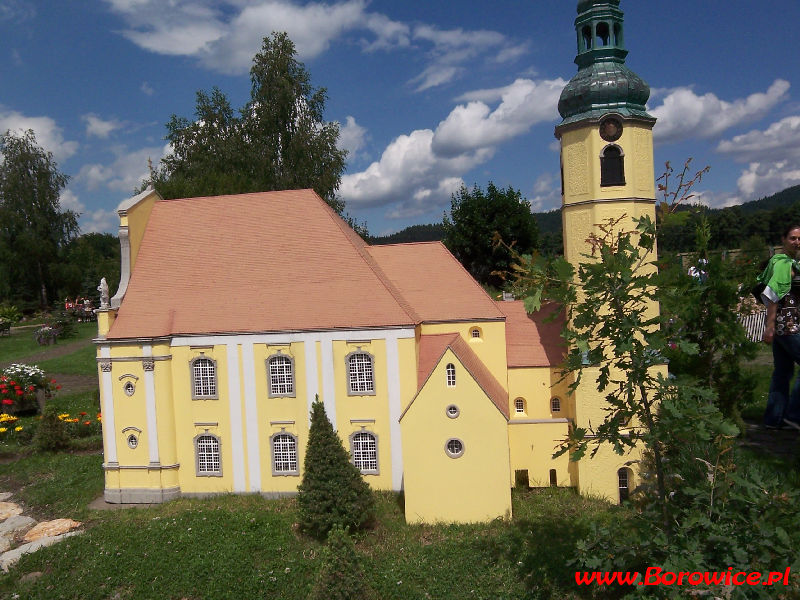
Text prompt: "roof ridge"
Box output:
[[315, 193, 419, 324], [432, 242, 505, 318]]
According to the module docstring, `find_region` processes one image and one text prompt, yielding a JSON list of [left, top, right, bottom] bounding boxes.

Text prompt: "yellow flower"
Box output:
[[14, 426, 22, 432], [0, 427, 6, 433]]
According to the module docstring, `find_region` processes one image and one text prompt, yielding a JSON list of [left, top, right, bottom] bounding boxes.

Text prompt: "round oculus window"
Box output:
[[127, 434, 139, 449], [599, 117, 623, 142], [445, 438, 464, 458], [123, 381, 135, 396], [446, 404, 460, 419]]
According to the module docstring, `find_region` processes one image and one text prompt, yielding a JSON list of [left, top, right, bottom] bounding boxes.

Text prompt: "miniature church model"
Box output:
[[96, 0, 657, 523]]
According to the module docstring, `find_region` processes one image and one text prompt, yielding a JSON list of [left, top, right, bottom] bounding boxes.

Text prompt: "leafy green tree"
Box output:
[[0, 129, 78, 308], [308, 525, 376, 600], [443, 182, 539, 287], [297, 398, 374, 540], [146, 32, 347, 213], [57, 232, 120, 300]]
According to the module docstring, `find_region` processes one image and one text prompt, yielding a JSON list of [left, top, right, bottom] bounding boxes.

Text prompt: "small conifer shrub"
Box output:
[[34, 405, 71, 451], [297, 398, 374, 539], [308, 525, 376, 600]]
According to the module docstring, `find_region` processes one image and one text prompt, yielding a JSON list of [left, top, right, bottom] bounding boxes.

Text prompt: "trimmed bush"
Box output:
[[297, 398, 374, 539], [34, 405, 71, 451]]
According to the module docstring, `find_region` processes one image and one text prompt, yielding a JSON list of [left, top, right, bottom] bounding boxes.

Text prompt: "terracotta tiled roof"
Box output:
[[366, 242, 505, 323], [497, 300, 566, 368], [410, 333, 509, 420], [108, 190, 415, 339]]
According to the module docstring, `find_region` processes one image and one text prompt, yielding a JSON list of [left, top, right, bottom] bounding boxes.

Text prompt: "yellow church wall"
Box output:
[[170, 345, 235, 495], [124, 190, 158, 275], [508, 422, 570, 487], [332, 338, 394, 490], [577, 442, 644, 504], [506, 367, 573, 420], [253, 342, 309, 493], [560, 121, 655, 205], [419, 320, 508, 382], [401, 348, 511, 523]]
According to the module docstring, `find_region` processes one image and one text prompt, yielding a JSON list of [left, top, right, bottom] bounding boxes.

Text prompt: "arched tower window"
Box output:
[[613, 23, 623, 46], [446, 363, 456, 387], [618, 467, 631, 504], [581, 25, 593, 51], [596, 22, 610, 47], [600, 144, 625, 187]]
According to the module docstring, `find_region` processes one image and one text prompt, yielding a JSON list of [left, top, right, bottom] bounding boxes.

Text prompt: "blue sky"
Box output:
[[2, 0, 799, 236]]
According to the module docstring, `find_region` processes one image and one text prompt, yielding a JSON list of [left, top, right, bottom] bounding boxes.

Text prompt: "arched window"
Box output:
[[469, 327, 482, 339], [549, 469, 558, 487], [613, 23, 623, 46], [600, 144, 625, 187], [515, 398, 526, 414], [551, 397, 561, 413], [582, 25, 592, 50], [446, 363, 456, 387], [618, 467, 631, 504], [596, 22, 610, 46], [195, 433, 221, 476], [347, 351, 375, 395], [271, 432, 298, 475], [267, 354, 295, 397], [350, 431, 378, 474], [191, 357, 217, 399]]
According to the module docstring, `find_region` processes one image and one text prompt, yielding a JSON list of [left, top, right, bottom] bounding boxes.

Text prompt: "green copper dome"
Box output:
[[557, 0, 655, 127]]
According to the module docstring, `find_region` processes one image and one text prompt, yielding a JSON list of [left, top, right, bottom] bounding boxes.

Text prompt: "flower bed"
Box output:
[[0, 363, 60, 416]]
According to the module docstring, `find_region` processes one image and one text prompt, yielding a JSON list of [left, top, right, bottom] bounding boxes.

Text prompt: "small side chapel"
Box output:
[[95, 0, 659, 523]]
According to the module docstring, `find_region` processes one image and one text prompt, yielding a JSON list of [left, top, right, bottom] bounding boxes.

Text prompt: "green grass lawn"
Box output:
[[36, 342, 98, 377], [0, 322, 96, 366]]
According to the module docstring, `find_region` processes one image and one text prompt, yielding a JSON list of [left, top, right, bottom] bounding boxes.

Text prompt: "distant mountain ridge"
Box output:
[[368, 184, 800, 249]]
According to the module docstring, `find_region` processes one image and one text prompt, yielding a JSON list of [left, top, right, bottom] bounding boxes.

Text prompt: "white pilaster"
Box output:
[[385, 333, 404, 491], [99, 346, 117, 464], [141, 345, 160, 466], [241, 342, 261, 491], [226, 343, 246, 492]]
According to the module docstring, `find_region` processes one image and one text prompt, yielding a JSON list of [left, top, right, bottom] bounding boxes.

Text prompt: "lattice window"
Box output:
[[348, 352, 374, 395], [196, 434, 221, 475], [351, 431, 378, 473], [515, 398, 525, 414], [618, 468, 630, 504], [445, 438, 464, 458], [470, 327, 481, 339], [446, 363, 456, 387], [272, 433, 298, 475], [551, 397, 561, 413], [192, 357, 217, 398], [268, 355, 294, 397]]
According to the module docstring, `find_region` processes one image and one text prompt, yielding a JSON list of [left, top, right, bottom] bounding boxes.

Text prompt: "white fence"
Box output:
[[738, 309, 766, 343]]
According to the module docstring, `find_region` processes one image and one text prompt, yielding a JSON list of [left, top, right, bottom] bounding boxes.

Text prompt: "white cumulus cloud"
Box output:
[[650, 79, 790, 144], [79, 144, 168, 193], [0, 107, 78, 162], [337, 116, 368, 158], [83, 114, 123, 139], [340, 78, 564, 219]]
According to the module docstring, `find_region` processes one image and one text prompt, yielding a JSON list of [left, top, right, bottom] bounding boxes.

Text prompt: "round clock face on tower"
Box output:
[[599, 117, 623, 142]]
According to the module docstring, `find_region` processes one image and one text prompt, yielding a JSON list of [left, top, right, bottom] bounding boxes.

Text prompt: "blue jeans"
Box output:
[[764, 334, 800, 426]]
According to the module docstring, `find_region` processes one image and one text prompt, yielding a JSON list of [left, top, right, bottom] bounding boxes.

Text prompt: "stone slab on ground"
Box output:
[[0, 493, 11, 502], [0, 531, 83, 572], [22, 519, 81, 543], [0, 503, 22, 521], [0, 515, 36, 538]]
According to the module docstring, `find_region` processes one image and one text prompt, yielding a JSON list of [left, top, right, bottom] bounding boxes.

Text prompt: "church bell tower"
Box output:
[[555, 0, 659, 501]]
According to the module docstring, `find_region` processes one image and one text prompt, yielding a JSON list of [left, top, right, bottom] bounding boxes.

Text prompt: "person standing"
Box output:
[[760, 224, 800, 429]]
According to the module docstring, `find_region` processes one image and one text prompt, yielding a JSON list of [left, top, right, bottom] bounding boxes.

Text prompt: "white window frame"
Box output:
[[350, 431, 379, 474], [445, 438, 465, 459], [195, 433, 222, 476], [515, 397, 526, 414], [346, 351, 375, 396], [267, 354, 295, 398], [446, 363, 456, 387], [191, 356, 218, 400], [551, 397, 561, 413], [270, 432, 299, 476]]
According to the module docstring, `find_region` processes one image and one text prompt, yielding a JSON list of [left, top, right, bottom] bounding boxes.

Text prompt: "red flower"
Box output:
[[2, 399, 12, 405], [83, 421, 91, 426], [27, 385, 35, 391], [15, 390, 23, 396], [80, 411, 87, 416], [50, 379, 57, 384], [9, 381, 16, 386], [56, 385, 62, 390]]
